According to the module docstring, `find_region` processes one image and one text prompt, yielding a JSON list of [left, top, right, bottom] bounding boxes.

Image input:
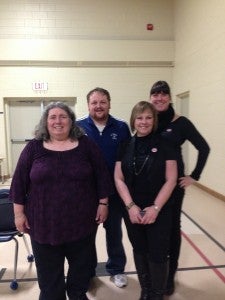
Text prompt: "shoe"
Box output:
[[111, 274, 128, 288]]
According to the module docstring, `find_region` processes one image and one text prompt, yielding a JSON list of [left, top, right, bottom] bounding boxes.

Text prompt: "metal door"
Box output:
[[4, 98, 76, 176]]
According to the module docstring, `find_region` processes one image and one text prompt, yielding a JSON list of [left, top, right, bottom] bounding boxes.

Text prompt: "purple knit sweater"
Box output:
[[9, 135, 113, 245]]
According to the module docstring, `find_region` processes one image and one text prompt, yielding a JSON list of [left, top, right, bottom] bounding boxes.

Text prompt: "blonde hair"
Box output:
[[130, 101, 158, 133]]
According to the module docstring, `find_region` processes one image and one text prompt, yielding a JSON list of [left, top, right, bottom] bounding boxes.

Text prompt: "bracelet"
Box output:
[[153, 204, 160, 212], [126, 201, 135, 210], [99, 202, 109, 207]]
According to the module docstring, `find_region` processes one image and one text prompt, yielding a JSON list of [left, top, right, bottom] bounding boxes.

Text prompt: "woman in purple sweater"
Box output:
[[10, 102, 113, 300]]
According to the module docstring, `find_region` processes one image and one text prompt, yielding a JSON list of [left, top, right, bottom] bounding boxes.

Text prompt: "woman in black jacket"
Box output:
[[114, 101, 177, 300], [149, 81, 210, 295]]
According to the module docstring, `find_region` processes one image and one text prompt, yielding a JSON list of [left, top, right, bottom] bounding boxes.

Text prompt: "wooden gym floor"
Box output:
[[0, 180, 224, 300]]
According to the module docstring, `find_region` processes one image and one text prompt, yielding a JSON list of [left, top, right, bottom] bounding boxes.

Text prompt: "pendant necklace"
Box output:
[[133, 155, 150, 176]]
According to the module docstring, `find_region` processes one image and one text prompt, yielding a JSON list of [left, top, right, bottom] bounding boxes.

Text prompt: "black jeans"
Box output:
[[168, 186, 185, 276], [31, 231, 95, 300], [124, 206, 172, 263]]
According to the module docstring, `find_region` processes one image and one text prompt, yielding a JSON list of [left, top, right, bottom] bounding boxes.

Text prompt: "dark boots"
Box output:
[[133, 252, 168, 300], [69, 295, 89, 300], [164, 259, 176, 295], [148, 261, 168, 300], [164, 271, 175, 295], [133, 252, 151, 300], [69, 292, 89, 300]]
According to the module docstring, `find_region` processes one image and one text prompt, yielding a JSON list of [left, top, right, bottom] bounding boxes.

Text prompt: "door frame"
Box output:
[[175, 91, 190, 174], [3, 97, 76, 176]]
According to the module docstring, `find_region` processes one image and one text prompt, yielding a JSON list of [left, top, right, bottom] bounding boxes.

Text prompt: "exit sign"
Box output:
[[32, 82, 48, 91]]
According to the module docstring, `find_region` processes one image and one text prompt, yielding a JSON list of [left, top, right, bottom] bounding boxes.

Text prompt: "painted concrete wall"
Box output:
[[0, 0, 224, 196], [0, 0, 174, 177], [173, 0, 225, 195]]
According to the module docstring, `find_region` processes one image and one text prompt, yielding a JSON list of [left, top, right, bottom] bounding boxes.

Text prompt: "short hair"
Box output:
[[86, 87, 111, 103], [130, 101, 158, 133], [34, 101, 84, 141], [150, 80, 171, 96]]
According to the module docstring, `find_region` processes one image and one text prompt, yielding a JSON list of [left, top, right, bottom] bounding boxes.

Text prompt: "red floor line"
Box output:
[[181, 230, 225, 284]]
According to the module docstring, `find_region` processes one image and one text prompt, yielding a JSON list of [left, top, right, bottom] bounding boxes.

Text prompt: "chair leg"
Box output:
[[22, 234, 32, 255], [20, 233, 34, 262], [12, 237, 19, 282]]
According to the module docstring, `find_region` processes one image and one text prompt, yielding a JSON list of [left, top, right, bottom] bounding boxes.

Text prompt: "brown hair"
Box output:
[[130, 101, 158, 133], [86, 87, 111, 103]]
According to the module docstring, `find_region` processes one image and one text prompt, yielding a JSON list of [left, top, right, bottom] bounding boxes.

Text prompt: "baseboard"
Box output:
[[194, 182, 225, 202]]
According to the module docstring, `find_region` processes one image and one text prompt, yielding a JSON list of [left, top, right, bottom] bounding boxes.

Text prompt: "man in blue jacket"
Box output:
[[77, 87, 131, 288]]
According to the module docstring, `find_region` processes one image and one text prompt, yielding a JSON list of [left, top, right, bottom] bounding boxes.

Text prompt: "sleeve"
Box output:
[[84, 136, 114, 198], [121, 122, 131, 140], [116, 140, 129, 162], [9, 140, 35, 204], [181, 117, 210, 180], [161, 139, 177, 161]]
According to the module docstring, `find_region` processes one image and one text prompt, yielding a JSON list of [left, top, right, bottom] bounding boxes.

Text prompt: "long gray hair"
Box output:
[[34, 101, 84, 141]]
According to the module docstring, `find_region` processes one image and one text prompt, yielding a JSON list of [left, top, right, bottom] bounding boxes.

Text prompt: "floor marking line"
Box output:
[[179, 265, 225, 271], [181, 231, 225, 284], [182, 210, 225, 252], [1, 263, 225, 283]]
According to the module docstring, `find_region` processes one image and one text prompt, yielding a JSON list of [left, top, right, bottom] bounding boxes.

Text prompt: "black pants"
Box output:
[[168, 186, 185, 276], [124, 206, 172, 263], [90, 193, 127, 276], [103, 193, 127, 275], [31, 232, 95, 300]]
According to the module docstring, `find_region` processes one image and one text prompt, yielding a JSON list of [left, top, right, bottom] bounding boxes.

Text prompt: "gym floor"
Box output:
[[0, 180, 225, 300]]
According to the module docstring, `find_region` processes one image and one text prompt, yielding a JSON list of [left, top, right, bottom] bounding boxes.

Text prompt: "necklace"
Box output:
[[133, 155, 150, 176]]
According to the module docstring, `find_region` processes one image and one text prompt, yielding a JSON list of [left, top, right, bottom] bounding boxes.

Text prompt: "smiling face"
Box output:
[[134, 109, 155, 137], [88, 91, 110, 124], [149, 91, 171, 112], [47, 107, 72, 140]]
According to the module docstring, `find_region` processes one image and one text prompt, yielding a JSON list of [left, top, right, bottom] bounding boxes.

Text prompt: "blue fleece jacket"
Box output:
[[77, 115, 131, 176]]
